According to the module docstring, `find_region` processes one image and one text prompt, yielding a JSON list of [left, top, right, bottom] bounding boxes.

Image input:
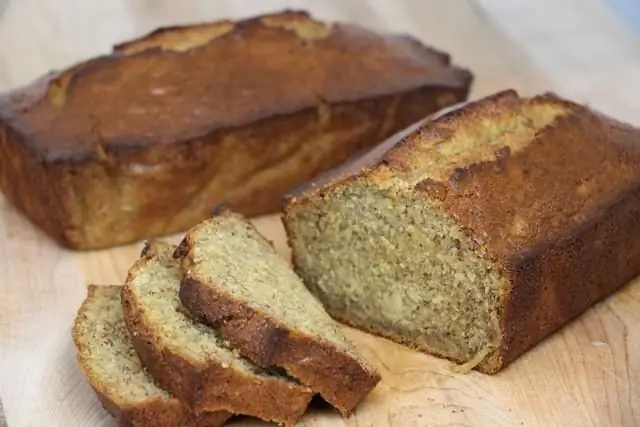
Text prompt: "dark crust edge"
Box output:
[[121, 254, 313, 426], [179, 276, 381, 416], [71, 285, 232, 427], [175, 213, 381, 416], [498, 182, 640, 370]]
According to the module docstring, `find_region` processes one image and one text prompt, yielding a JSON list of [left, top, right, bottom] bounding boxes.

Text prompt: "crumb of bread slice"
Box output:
[[174, 209, 381, 416], [122, 241, 312, 427], [72, 285, 231, 427]]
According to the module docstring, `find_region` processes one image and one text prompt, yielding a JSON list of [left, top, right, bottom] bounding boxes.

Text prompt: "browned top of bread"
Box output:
[[0, 10, 472, 163], [287, 89, 640, 262]]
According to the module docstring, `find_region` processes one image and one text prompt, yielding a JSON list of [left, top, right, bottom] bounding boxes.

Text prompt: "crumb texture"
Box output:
[[126, 242, 257, 371], [188, 215, 357, 355], [73, 285, 169, 404], [287, 183, 505, 364]]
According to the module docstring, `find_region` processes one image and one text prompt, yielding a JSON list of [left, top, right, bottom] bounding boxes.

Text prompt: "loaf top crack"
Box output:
[[0, 9, 471, 162]]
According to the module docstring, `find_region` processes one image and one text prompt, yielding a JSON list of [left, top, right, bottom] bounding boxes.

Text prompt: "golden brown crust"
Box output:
[[121, 249, 313, 426], [497, 184, 640, 372], [178, 269, 381, 416], [93, 391, 232, 427], [0, 10, 472, 250], [72, 285, 231, 427], [1, 10, 471, 161], [283, 90, 640, 373]]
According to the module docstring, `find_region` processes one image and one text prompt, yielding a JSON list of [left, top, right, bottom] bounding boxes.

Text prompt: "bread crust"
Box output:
[[177, 261, 381, 416], [122, 245, 313, 426], [283, 90, 640, 373], [72, 285, 231, 427], [0, 10, 472, 250]]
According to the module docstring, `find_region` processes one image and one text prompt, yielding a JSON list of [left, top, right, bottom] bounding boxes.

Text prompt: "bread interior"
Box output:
[[287, 182, 507, 364], [74, 285, 169, 403]]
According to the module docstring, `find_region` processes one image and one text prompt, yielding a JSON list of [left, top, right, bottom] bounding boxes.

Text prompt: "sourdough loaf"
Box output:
[[0, 10, 472, 250], [122, 241, 313, 426], [72, 285, 231, 427], [282, 90, 640, 374], [175, 210, 380, 416]]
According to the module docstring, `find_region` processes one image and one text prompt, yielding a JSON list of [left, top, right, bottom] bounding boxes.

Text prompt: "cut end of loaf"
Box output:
[[285, 180, 507, 372]]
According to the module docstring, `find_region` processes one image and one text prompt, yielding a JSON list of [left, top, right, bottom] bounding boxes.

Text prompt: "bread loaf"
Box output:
[[0, 10, 472, 250], [122, 240, 313, 426], [175, 210, 380, 416], [282, 90, 640, 373], [72, 285, 231, 427]]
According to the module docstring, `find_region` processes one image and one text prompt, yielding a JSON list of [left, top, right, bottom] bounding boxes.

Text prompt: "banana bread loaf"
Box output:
[[175, 210, 380, 416], [0, 9, 472, 250], [282, 90, 640, 374], [72, 285, 231, 427], [122, 241, 313, 426]]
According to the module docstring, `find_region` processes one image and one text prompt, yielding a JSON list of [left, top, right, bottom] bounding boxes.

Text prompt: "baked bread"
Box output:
[[175, 210, 380, 416], [71, 285, 231, 427], [0, 10, 473, 250], [282, 90, 640, 374], [122, 240, 312, 426]]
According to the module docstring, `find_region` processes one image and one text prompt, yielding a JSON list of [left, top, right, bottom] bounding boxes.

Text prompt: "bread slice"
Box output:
[[122, 241, 312, 426], [71, 285, 231, 427], [0, 10, 472, 250], [175, 210, 380, 416], [282, 89, 640, 374]]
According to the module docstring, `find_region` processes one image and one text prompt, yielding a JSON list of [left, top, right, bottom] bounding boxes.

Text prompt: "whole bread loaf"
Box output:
[[72, 285, 231, 427], [282, 90, 640, 374], [0, 9, 472, 250]]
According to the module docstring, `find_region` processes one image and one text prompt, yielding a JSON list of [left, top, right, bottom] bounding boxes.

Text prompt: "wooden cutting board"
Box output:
[[1, 1, 639, 426]]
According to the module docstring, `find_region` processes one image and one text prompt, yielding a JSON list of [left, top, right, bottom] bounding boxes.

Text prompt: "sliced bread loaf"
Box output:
[[175, 210, 380, 416], [282, 90, 640, 373], [122, 241, 312, 426], [71, 285, 231, 427]]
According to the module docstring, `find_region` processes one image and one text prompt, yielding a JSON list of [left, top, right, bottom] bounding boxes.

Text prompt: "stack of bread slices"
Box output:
[[72, 209, 380, 427]]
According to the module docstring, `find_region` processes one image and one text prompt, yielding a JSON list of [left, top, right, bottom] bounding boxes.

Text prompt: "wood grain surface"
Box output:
[[0, 1, 639, 426]]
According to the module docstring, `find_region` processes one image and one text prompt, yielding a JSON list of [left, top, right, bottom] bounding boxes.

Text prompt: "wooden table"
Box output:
[[1, 1, 639, 426]]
